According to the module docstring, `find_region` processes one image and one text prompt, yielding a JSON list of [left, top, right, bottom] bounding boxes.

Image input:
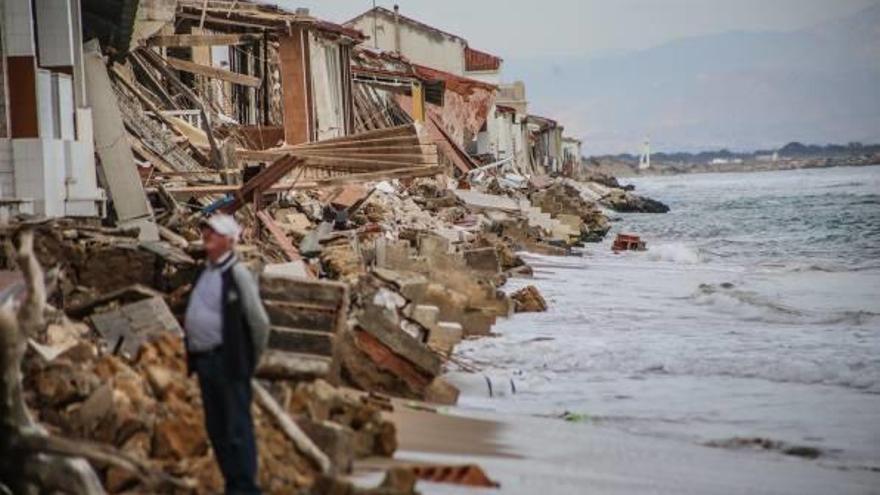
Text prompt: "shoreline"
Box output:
[[352, 401, 880, 495], [395, 166, 880, 493]]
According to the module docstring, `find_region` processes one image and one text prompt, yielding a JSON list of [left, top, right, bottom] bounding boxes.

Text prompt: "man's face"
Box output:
[[201, 226, 233, 262]]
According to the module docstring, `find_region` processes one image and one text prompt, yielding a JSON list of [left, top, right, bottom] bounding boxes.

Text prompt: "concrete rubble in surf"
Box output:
[[0, 0, 668, 493]]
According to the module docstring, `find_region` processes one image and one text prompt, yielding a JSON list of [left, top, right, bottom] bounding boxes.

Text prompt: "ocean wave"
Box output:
[[646, 243, 703, 264], [821, 181, 866, 189], [692, 283, 880, 325]]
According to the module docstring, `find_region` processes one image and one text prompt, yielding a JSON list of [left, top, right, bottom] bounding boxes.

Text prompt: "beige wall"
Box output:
[[350, 13, 466, 75]]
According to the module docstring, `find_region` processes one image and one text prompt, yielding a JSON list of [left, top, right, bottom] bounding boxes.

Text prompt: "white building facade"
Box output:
[[0, 0, 103, 218]]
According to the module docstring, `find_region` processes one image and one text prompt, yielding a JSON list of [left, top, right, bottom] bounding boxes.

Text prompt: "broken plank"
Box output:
[[266, 327, 335, 356], [296, 124, 418, 145], [160, 166, 441, 195], [264, 302, 337, 331], [294, 135, 425, 151], [297, 166, 441, 187], [301, 157, 438, 171], [298, 152, 438, 166], [252, 381, 332, 474], [165, 56, 261, 87], [256, 210, 301, 262], [260, 275, 347, 306], [256, 350, 332, 380], [146, 33, 261, 47]]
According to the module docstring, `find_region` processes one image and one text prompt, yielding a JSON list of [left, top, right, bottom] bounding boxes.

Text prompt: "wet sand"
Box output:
[[353, 404, 880, 494]]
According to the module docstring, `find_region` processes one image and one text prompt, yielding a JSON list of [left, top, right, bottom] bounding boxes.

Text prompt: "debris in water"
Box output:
[[612, 233, 647, 252]]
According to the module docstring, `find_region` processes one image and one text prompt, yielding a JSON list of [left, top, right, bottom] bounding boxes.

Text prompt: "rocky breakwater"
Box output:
[[563, 177, 670, 214], [601, 188, 670, 213]]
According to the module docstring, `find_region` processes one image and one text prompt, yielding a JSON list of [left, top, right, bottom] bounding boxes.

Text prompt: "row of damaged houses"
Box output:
[[347, 6, 584, 177], [0, 0, 584, 224]]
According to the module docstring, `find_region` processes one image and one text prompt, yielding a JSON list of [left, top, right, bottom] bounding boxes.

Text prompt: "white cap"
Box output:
[[202, 213, 242, 240]]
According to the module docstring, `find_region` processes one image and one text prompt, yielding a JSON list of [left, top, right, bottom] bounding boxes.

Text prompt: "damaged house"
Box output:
[[346, 6, 501, 175], [140, 0, 365, 146], [527, 114, 564, 175], [0, 0, 105, 218]]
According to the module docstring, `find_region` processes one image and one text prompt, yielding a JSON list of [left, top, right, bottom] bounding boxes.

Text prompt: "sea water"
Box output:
[[446, 166, 880, 471]]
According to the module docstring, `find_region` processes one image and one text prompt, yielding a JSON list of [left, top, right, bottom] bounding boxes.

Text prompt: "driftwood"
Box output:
[[252, 380, 332, 474], [0, 229, 192, 494]]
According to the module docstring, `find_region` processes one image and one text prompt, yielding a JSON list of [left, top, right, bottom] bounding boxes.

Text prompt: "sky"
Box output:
[[279, 0, 878, 61]]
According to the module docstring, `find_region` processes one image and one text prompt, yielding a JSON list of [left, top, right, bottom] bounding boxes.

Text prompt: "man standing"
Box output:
[[184, 214, 270, 494]]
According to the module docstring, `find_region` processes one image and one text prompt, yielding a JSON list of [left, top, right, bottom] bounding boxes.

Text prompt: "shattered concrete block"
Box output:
[[463, 247, 501, 277], [418, 235, 450, 259], [358, 305, 442, 377], [90, 296, 182, 356], [297, 418, 356, 474], [459, 309, 497, 337], [408, 305, 440, 332], [427, 321, 463, 356], [424, 377, 460, 406], [372, 268, 428, 302]]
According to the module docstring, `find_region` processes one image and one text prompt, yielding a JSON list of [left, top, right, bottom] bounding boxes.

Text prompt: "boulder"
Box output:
[[601, 189, 670, 213], [511, 285, 548, 313]]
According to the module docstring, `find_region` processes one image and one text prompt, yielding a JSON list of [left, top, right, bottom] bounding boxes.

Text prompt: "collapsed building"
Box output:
[[0, 1, 669, 493]]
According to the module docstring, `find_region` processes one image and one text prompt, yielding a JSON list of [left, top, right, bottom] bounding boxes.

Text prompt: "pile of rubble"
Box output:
[[529, 182, 611, 242], [0, 134, 677, 494]]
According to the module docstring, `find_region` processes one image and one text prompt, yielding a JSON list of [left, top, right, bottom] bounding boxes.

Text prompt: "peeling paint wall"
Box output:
[[425, 86, 495, 147]]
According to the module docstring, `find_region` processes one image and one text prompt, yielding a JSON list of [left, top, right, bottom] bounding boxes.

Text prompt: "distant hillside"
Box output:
[[594, 141, 880, 165], [505, 3, 880, 155]]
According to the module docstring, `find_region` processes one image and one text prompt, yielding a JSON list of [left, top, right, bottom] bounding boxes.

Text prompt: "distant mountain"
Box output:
[[504, 4, 880, 155]]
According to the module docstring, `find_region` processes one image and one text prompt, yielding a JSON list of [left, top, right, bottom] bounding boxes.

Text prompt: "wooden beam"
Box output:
[[161, 166, 441, 195], [252, 382, 332, 474], [296, 151, 438, 165], [146, 33, 261, 47], [256, 210, 302, 262], [136, 48, 224, 168], [165, 56, 261, 87], [296, 166, 441, 188]]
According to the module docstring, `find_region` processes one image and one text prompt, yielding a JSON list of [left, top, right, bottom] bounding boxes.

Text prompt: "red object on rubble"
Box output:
[[612, 233, 647, 252]]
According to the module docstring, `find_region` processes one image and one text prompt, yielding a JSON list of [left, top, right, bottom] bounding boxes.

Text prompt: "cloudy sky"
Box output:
[[277, 0, 880, 153], [280, 0, 876, 60]]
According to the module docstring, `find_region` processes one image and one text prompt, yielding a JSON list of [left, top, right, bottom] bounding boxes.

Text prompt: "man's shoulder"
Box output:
[[229, 261, 259, 286]]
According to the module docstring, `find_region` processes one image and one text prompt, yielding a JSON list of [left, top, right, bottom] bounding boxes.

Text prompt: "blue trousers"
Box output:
[[194, 350, 261, 494]]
